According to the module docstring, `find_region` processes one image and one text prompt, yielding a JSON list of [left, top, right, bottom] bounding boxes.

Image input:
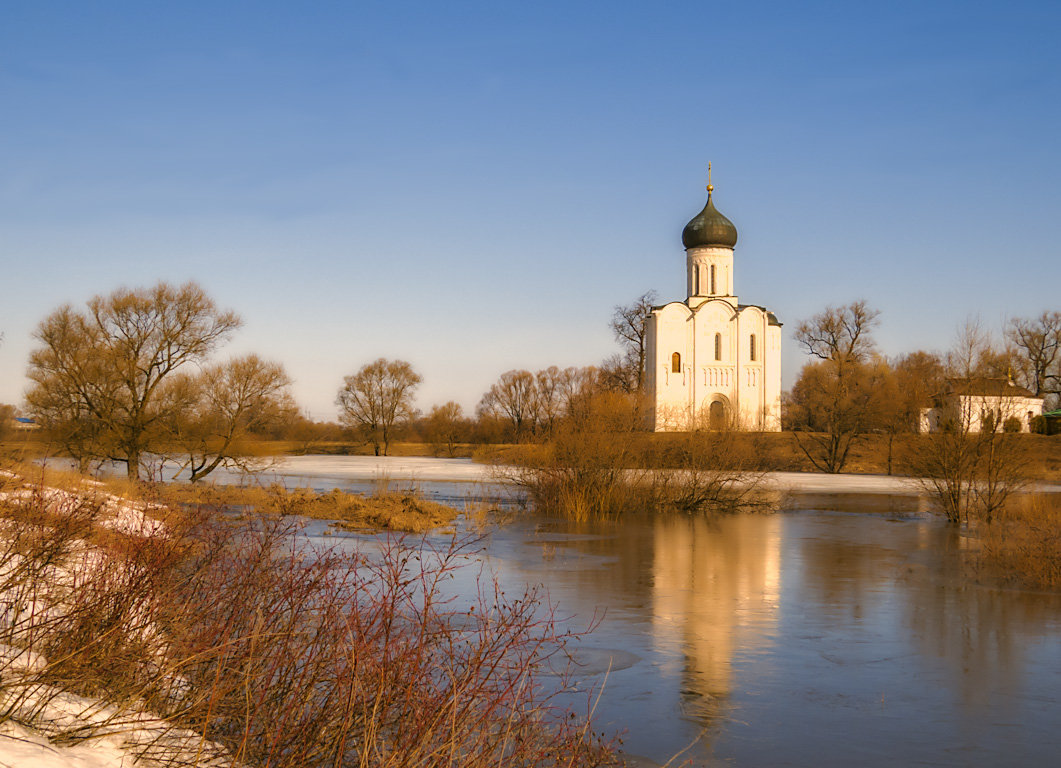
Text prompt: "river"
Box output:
[[243, 458, 1061, 768], [63, 455, 1061, 765]]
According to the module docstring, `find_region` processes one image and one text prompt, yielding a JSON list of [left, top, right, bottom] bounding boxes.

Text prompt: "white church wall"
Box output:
[[647, 187, 782, 433], [687, 245, 736, 303]]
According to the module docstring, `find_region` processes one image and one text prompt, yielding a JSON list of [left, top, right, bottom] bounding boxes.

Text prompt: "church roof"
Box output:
[[945, 378, 1040, 399], [682, 190, 738, 249]]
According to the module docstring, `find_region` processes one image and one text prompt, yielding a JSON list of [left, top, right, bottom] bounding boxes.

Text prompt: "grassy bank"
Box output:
[[482, 432, 1061, 481], [147, 482, 460, 533]]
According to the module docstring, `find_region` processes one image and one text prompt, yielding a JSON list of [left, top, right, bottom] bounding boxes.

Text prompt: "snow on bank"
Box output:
[[0, 483, 166, 537], [268, 455, 494, 482], [0, 683, 225, 768], [0, 720, 143, 768], [762, 471, 922, 494], [258, 456, 1061, 495], [0, 472, 224, 768]]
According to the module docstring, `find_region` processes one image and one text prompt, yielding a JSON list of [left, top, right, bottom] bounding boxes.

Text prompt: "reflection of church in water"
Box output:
[[652, 515, 782, 716], [645, 172, 782, 431]]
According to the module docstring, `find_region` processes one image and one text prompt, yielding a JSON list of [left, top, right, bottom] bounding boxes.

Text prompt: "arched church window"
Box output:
[[672, 352, 681, 373], [710, 264, 717, 294], [749, 334, 757, 362], [714, 333, 722, 361], [694, 266, 700, 295]]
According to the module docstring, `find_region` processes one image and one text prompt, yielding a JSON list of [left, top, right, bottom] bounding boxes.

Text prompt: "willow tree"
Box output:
[[164, 355, 293, 482], [337, 358, 422, 456], [27, 282, 241, 480]]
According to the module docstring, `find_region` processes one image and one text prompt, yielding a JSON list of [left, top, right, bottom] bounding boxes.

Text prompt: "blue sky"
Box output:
[[2, 1, 1059, 418]]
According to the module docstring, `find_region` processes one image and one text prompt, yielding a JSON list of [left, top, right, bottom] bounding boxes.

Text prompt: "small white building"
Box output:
[[645, 182, 782, 431], [919, 378, 1044, 433]]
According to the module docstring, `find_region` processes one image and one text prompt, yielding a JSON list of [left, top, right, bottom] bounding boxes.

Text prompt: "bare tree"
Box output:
[[23, 378, 106, 471], [795, 299, 879, 367], [337, 358, 422, 456], [477, 369, 539, 441], [608, 290, 658, 393], [553, 366, 602, 422], [946, 315, 1017, 380], [423, 401, 465, 457], [1008, 310, 1061, 408], [789, 300, 882, 473], [26, 282, 241, 480], [905, 322, 1037, 524], [909, 388, 1032, 526], [785, 357, 890, 473], [164, 355, 294, 482], [892, 350, 948, 428], [863, 350, 949, 474]]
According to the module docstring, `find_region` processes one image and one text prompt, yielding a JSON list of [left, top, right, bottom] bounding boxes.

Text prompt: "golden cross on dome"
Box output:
[[707, 162, 714, 194]]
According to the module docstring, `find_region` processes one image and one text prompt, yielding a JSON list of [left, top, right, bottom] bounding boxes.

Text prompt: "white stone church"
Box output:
[[645, 181, 782, 431]]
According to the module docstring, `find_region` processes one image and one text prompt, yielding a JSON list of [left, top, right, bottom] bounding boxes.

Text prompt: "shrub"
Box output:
[[906, 428, 1032, 525], [0, 471, 618, 767], [977, 494, 1061, 589], [502, 393, 764, 520]]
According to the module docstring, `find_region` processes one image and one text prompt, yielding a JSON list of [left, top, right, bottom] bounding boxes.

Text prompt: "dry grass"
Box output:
[[146, 482, 459, 533], [977, 493, 1061, 590], [2, 457, 460, 533]]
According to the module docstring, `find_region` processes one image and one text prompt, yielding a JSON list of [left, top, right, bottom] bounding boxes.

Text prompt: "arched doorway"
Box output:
[[708, 399, 727, 431]]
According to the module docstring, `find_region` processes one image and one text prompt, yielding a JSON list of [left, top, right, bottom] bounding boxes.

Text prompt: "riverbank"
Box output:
[[10, 431, 1060, 480], [234, 454, 1061, 495], [0, 465, 615, 768]]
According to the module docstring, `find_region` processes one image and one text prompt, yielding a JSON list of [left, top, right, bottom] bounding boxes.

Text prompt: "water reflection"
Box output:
[[478, 496, 1061, 766], [652, 514, 781, 724]]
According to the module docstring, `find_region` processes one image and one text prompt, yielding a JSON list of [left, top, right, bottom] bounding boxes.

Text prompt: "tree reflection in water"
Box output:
[[459, 493, 1061, 766]]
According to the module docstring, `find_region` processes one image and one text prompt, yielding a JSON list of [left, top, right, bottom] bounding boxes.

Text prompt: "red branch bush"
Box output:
[[0, 477, 619, 768]]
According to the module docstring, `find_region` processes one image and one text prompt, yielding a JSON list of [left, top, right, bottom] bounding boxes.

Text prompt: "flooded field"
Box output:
[[306, 488, 1061, 767], [53, 455, 1061, 765]]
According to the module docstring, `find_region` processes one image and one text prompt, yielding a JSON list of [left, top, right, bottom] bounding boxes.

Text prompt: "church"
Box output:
[[644, 177, 782, 431]]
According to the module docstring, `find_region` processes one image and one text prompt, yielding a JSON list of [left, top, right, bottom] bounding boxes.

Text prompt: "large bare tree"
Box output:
[[164, 355, 293, 482], [336, 358, 422, 456], [789, 300, 882, 473], [907, 330, 1034, 525], [26, 282, 241, 480]]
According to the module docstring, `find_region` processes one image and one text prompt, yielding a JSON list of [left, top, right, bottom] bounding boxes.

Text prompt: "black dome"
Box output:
[[682, 192, 738, 249]]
